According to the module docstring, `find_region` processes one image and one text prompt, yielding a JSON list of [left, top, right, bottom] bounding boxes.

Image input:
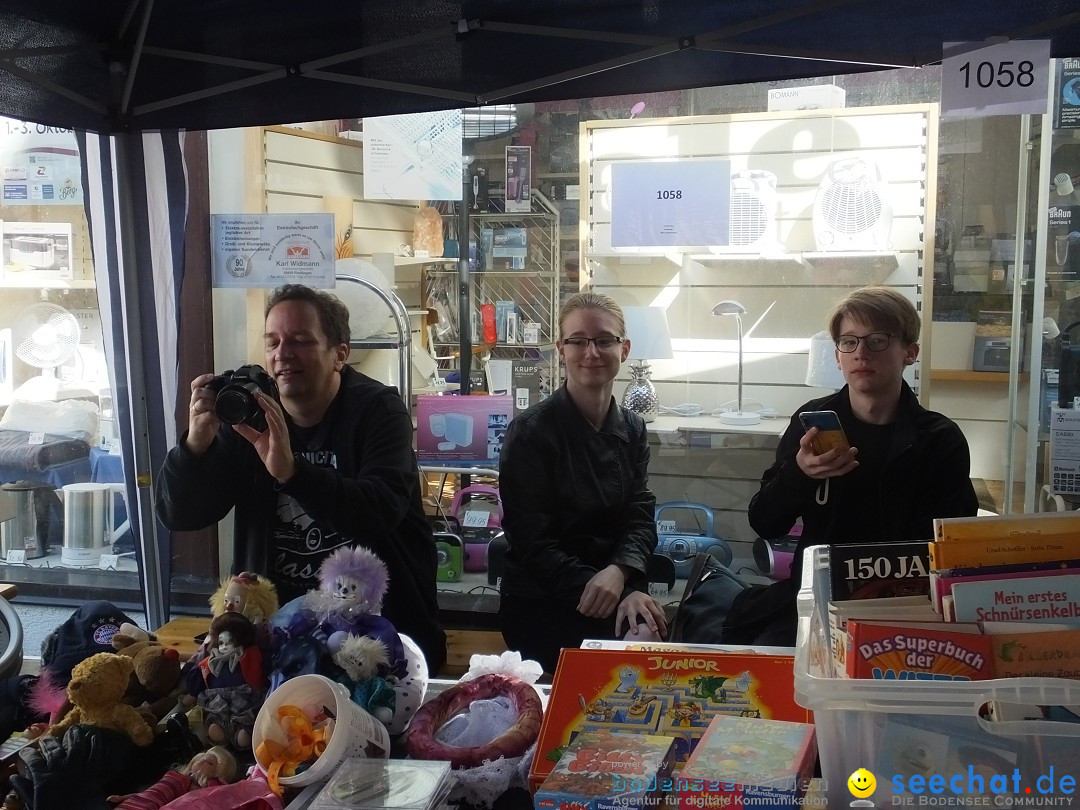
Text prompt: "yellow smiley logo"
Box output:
[[848, 768, 876, 798]]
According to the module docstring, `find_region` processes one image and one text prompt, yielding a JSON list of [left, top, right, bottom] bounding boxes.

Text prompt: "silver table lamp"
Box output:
[[621, 306, 674, 422], [712, 300, 760, 425]]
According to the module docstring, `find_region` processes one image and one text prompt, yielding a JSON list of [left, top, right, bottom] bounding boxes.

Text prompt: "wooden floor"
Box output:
[[981, 478, 1028, 514]]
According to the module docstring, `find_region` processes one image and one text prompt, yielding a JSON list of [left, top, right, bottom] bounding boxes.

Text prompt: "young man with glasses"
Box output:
[[730, 286, 978, 645]]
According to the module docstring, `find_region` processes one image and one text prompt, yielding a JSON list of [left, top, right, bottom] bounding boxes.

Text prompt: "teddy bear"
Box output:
[[110, 623, 183, 722], [47, 652, 154, 747]]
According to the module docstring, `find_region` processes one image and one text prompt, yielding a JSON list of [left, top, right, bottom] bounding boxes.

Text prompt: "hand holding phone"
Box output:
[[799, 410, 851, 455]]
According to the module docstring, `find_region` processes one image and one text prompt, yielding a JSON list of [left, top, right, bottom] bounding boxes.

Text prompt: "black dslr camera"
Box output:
[[206, 364, 279, 431]]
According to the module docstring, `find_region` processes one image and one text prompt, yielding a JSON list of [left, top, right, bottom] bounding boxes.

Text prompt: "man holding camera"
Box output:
[[155, 284, 446, 673]]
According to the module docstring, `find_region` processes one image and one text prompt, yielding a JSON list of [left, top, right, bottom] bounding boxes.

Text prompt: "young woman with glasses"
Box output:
[[497, 292, 667, 673], [725, 286, 979, 646]]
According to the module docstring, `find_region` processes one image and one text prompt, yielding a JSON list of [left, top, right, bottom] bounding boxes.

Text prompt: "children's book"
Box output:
[[984, 624, 1080, 678], [529, 647, 811, 792], [827, 595, 938, 675], [928, 535, 1073, 570], [534, 730, 675, 810], [844, 619, 993, 680], [934, 511, 1080, 543], [929, 559, 1080, 613], [950, 574, 1080, 625], [678, 714, 817, 808], [828, 541, 931, 601]]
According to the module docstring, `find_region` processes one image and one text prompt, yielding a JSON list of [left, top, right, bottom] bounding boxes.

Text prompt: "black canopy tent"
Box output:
[[3, 0, 1080, 134], [2, 0, 1078, 629]]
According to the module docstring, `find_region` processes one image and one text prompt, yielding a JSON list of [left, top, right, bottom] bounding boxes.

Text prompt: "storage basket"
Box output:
[[795, 545, 1080, 805]]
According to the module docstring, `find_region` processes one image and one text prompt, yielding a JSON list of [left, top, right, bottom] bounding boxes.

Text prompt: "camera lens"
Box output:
[[215, 384, 258, 425]]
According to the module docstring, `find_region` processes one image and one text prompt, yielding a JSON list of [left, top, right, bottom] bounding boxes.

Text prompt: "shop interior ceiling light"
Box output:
[[621, 306, 674, 423], [712, 300, 760, 425]]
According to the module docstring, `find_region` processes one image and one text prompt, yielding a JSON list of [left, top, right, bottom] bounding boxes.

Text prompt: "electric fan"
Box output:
[[728, 169, 779, 250], [11, 301, 82, 401], [812, 156, 893, 251]]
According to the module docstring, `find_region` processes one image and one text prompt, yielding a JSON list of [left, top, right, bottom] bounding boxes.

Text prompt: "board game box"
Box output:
[[534, 730, 675, 810], [678, 714, 817, 808], [529, 647, 811, 792]]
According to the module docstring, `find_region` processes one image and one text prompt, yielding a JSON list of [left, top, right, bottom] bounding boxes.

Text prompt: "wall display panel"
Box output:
[[584, 105, 936, 553]]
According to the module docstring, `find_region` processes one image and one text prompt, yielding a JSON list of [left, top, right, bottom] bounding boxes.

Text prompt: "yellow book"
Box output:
[[928, 535, 1074, 570], [933, 512, 1080, 543]]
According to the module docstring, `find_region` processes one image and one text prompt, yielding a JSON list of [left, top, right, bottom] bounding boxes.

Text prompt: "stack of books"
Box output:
[[309, 758, 453, 810], [829, 512, 1080, 681]]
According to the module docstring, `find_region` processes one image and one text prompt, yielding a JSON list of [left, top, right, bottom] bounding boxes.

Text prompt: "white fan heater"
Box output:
[[12, 301, 82, 401], [812, 156, 893, 251], [709, 170, 779, 253]]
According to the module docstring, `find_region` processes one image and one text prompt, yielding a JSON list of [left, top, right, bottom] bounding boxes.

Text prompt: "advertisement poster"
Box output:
[[211, 213, 335, 288], [363, 110, 463, 201], [504, 145, 532, 213], [610, 159, 730, 248], [1, 220, 74, 280], [0, 117, 83, 205], [1057, 57, 1080, 130]]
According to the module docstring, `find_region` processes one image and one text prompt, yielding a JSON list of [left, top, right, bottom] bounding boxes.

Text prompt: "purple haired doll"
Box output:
[[287, 547, 406, 679]]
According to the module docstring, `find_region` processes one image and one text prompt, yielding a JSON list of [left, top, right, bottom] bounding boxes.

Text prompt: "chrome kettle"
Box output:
[[0, 481, 61, 560]]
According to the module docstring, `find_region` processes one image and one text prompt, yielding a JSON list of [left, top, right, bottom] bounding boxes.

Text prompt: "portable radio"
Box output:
[[654, 501, 732, 579], [449, 484, 503, 573]]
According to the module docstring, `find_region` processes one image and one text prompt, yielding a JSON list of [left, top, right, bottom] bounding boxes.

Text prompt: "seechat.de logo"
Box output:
[[849, 768, 876, 807]]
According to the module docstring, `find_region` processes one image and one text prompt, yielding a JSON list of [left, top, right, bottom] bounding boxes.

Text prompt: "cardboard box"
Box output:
[[1050, 404, 1080, 494], [529, 647, 811, 792], [766, 84, 845, 112], [415, 394, 513, 464]]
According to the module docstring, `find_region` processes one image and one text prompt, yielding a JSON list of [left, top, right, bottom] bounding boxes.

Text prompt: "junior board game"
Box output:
[[529, 647, 811, 792]]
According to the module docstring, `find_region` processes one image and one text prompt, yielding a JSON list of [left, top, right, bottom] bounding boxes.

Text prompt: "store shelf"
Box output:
[[0, 277, 95, 289], [803, 251, 899, 273], [929, 369, 1029, 383], [688, 252, 808, 269], [392, 256, 458, 267]]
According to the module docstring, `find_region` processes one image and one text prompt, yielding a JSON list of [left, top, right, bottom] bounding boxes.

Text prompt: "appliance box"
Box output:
[[1050, 403, 1080, 495], [766, 84, 846, 112]]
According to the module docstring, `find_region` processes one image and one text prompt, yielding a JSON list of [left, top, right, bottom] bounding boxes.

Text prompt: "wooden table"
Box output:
[[151, 615, 507, 677]]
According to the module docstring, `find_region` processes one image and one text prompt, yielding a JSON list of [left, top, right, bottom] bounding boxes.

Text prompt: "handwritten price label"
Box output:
[[463, 510, 490, 528]]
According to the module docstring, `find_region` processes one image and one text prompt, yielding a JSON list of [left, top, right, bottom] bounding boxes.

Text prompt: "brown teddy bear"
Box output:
[[47, 653, 155, 747], [110, 623, 182, 722]]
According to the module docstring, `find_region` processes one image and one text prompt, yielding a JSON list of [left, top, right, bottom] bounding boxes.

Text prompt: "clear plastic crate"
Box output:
[[794, 545, 1080, 806]]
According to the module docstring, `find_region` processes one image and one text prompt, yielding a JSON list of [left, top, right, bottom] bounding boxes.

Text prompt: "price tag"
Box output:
[[99, 554, 120, 570], [5, 550, 25, 565], [462, 510, 490, 528], [657, 520, 677, 535], [610, 159, 730, 247], [942, 40, 1050, 118], [28, 432, 44, 445], [648, 582, 669, 598]]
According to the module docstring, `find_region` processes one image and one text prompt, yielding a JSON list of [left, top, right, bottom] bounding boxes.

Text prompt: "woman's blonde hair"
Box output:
[[828, 286, 920, 345], [559, 291, 626, 338]]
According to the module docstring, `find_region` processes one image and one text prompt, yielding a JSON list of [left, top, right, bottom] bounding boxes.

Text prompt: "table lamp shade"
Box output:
[[620, 307, 673, 422], [622, 307, 674, 360], [805, 330, 846, 389]]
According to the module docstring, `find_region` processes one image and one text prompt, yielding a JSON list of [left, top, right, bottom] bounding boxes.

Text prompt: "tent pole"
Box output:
[[458, 170, 472, 395], [113, 131, 168, 630]]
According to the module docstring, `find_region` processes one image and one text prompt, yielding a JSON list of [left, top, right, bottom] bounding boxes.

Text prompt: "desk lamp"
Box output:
[[804, 330, 846, 390], [621, 306, 674, 423], [712, 300, 760, 425]]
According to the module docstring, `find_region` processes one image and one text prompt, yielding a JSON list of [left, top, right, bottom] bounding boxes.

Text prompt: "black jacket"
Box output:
[[749, 381, 979, 562], [155, 366, 446, 673], [498, 385, 657, 604]]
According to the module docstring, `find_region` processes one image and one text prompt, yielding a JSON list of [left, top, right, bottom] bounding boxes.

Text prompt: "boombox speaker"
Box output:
[[752, 536, 799, 580], [487, 535, 509, 587], [655, 501, 733, 579], [434, 532, 463, 582]]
